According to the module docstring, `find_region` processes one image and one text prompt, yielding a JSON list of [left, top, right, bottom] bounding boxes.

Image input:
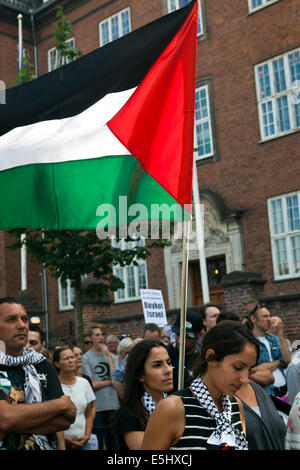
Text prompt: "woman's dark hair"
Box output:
[[193, 320, 260, 377], [52, 345, 73, 372], [121, 339, 169, 428]]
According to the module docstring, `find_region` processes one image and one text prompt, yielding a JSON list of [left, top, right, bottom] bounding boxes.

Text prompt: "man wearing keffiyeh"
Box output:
[[0, 297, 76, 450]]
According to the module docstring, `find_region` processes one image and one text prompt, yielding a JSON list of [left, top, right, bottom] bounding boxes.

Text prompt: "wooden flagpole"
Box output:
[[178, 218, 191, 391]]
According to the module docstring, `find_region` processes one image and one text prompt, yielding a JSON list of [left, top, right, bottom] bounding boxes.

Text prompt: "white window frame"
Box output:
[[268, 191, 300, 281], [48, 38, 75, 72], [58, 279, 75, 310], [248, 0, 281, 13], [112, 238, 148, 303], [255, 47, 300, 141], [167, 0, 203, 37], [194, 84, 214, 160], [99, 7, 131, 47]]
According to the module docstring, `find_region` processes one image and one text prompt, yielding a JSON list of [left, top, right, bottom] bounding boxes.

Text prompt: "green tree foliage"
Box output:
[[13, 49, 36, 85]]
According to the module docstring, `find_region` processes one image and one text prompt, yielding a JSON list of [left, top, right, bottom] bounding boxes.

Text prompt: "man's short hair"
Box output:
[[29, 325, 45, 343], [199, 302, 220, 320], [0, 297, 22, 306], [143, 323, 161, 336], [88, 323, 107, 337]]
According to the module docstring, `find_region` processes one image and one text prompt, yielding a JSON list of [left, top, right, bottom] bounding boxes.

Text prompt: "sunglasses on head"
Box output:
[[121, 334, 131, 338]]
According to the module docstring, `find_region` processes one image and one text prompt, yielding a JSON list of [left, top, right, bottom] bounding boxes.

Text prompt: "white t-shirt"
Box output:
[[257, 336, 286, 387], [62, 376, 96, 438]]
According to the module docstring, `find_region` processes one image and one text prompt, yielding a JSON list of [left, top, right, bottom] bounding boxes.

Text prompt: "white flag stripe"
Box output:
[[0, 87, 136, 172]]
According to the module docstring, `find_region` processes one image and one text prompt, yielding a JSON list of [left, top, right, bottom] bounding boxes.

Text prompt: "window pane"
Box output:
[[69, 285, 75, 304], [61, 285, 68, 307], [261, 101, 275, 137], [138, 264, 147, 292], [101, 22, 110, 45], [291, 236, 300, 274], [111, 16, 119, 41], [273, 58, 287, 93], [179, 0, 190, 7], [251, 0, 263, 7], [169, 0, 177, 11], [287, 195, 300, 231], [276, 95, 291, 132], [288, 51, 300, 84], [271, 199, 284, 234], [257, 64, 271, 99], [274, 239, 289, 275], [121, 10, 130, 35], [196, 122, 211, 156], [126, 266, 136, 297], [293, 101, 300, 127], [115, 268, 125, 299]]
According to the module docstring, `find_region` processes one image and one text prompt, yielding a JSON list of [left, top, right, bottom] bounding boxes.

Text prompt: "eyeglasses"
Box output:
[[84, 341, 92, 345]]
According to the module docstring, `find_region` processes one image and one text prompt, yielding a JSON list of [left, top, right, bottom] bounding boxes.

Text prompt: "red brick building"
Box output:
[[0, 0, 299, 344]]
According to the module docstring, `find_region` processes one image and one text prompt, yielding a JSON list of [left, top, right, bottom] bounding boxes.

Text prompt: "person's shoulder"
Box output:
[[265, 333, 279, 344], [82, 349, 94, 360], [155, 393, 184, 417], [36, 359, 54, 373]]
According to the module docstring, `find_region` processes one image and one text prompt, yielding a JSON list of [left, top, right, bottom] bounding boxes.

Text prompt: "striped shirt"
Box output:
[[170, 388, 243, 450]]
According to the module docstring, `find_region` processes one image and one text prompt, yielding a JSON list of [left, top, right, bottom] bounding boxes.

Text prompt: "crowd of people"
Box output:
[[0, 296, 299, 451]]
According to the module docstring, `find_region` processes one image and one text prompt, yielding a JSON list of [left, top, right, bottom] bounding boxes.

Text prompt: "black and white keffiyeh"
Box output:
[[191, 376, 248, 450], [141, 391, 168, 415], [0, 347, 52, 450]]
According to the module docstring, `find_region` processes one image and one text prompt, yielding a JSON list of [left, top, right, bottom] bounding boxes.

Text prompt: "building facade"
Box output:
[[0, 0, 299, 343]]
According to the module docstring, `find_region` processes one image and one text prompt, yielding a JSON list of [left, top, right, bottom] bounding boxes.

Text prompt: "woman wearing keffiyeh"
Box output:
[[142, 321, 260, 450], [115, 339, 173, 450]]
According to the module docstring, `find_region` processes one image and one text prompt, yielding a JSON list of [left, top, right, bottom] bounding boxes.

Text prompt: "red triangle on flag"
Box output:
[[108, 2, 198, 211]]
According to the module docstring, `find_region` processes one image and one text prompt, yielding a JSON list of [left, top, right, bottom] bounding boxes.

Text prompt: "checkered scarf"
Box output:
[[0, 347, 53, 450], [141, 391, 168, 415], [191, 376, 248, 450]]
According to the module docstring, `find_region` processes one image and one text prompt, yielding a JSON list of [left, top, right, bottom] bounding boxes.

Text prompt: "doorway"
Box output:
[[191, 256, 226, 305]]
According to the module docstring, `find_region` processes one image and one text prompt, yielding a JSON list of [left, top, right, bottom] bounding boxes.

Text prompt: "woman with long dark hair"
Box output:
[[115, 339, 173, 450], [142, 321, 260, 450]]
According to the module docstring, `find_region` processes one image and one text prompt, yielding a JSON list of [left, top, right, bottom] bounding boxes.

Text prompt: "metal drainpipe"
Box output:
[[30, 12, 39, 77], [30, 10, 49, 341]]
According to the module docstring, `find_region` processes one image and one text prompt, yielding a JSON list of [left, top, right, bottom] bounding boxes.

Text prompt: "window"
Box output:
[[255, 48, 300, 140], [248, 0, 280, 13], [58, 279, 75, 310], [168, 0, 203, 36], [99, 8, 131, 46], [113, 238, 148, 302], [194, 84, 214, 159], [48, 38, 75, 72], [268, 191, 300, 280]]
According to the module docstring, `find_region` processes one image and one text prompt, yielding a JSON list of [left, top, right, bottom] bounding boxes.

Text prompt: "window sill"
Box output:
[[113, 297, 141, 304], [259, 127, 300, 143], [273, 275, 300, 283], [247, 0, 281, 15], [59, 306, 74, 312]]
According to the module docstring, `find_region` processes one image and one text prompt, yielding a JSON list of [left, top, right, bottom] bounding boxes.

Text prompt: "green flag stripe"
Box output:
[[1, 155, 188, 230]]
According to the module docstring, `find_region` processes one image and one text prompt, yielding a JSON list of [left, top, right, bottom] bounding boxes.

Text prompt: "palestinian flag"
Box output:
[[0, 1, 198, 230]]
